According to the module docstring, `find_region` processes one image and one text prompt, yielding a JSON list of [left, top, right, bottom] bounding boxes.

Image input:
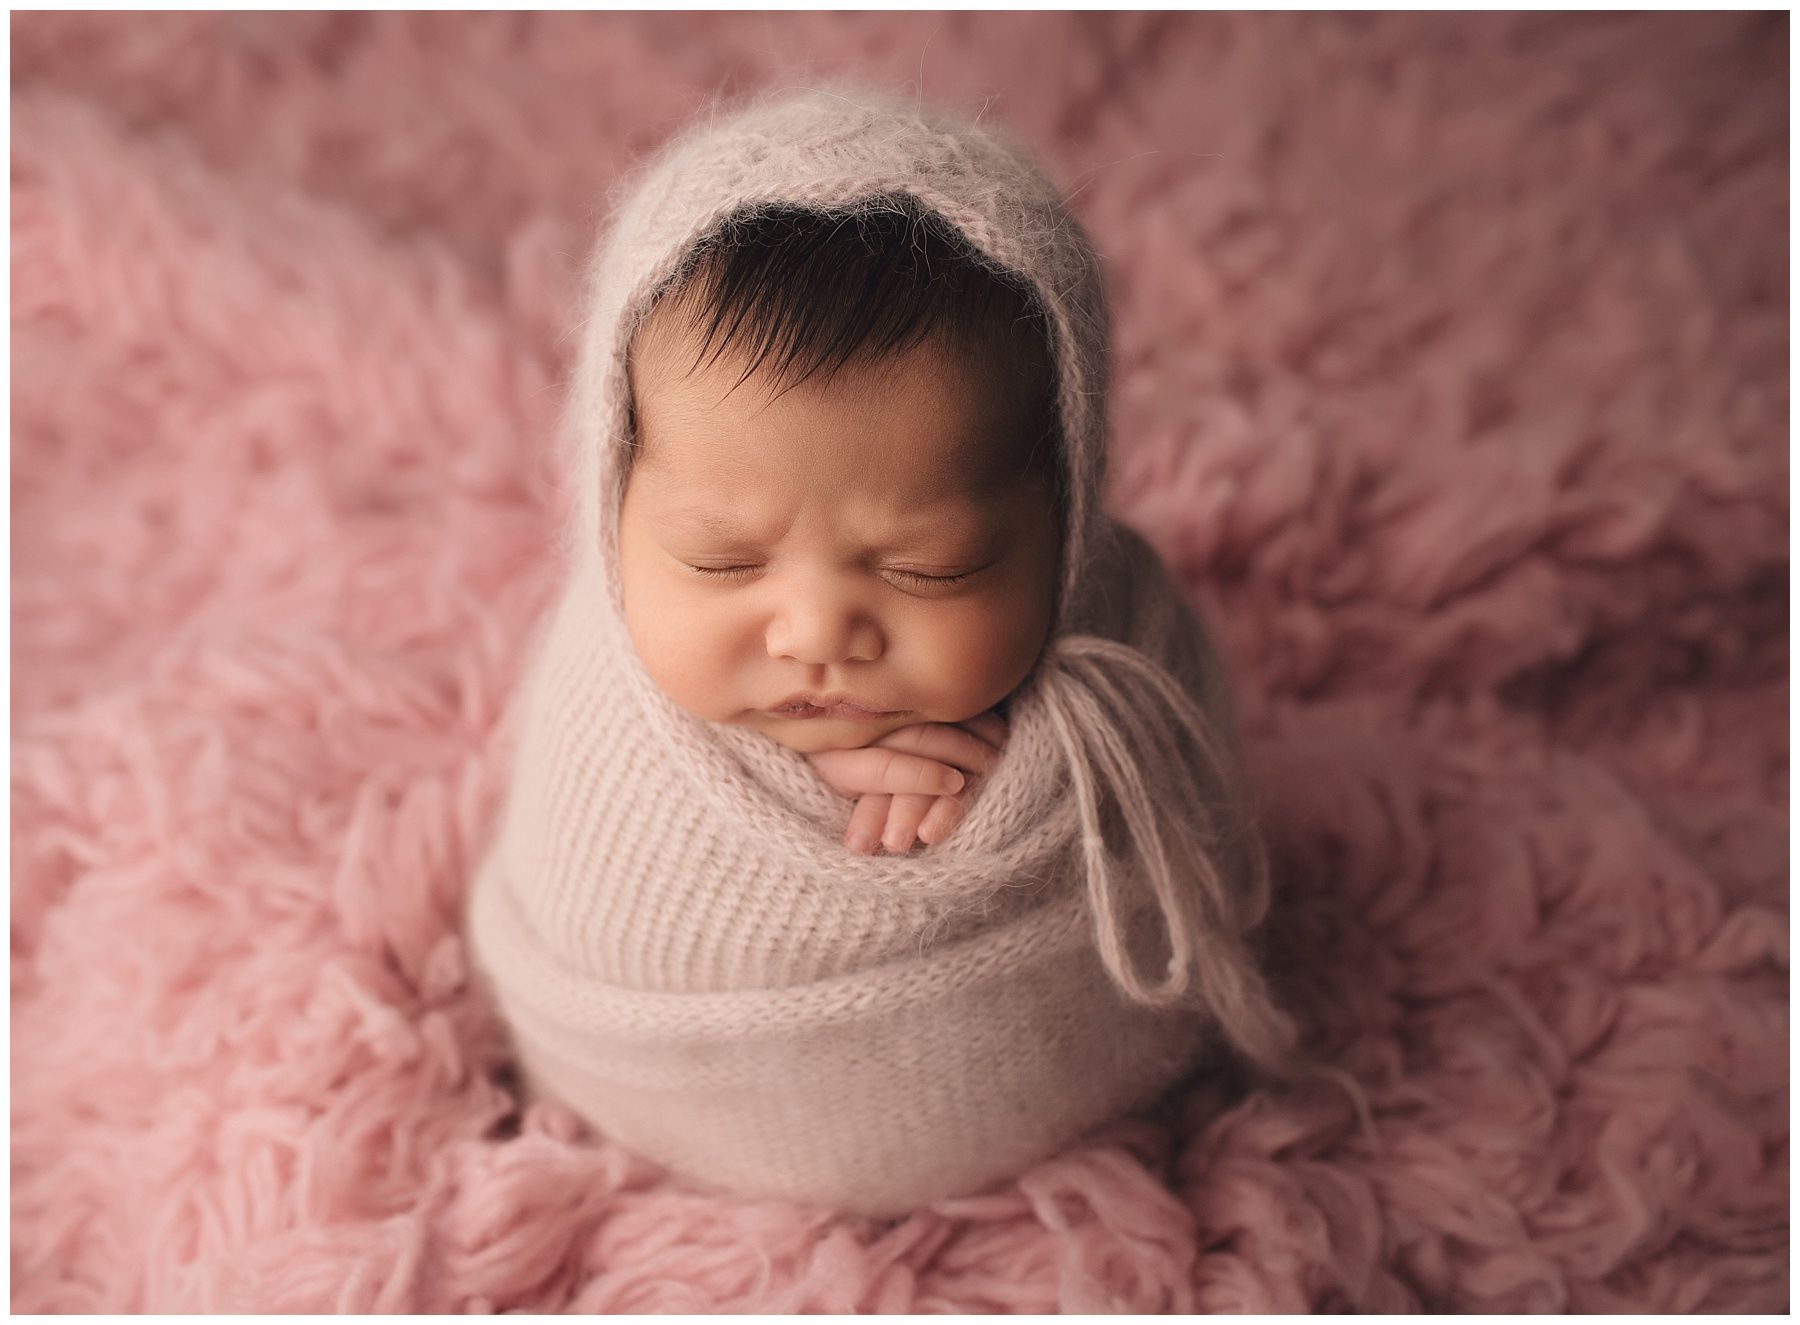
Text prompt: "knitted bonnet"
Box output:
[[466, 85, 1297, 1216]]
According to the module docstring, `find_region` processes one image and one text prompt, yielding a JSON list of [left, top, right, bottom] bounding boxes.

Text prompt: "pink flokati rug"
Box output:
[[12, 12, 1787, 1313]]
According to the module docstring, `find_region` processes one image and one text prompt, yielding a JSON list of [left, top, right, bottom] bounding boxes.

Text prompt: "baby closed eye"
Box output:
[[682, 563, 985, 591]]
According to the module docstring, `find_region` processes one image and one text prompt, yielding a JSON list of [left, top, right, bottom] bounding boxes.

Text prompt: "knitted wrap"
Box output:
[[466, 86, 1295, 1216]]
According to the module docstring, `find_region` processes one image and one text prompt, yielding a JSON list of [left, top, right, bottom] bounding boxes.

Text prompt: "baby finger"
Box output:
[[810, 747, 966, 799], [915, 794, 967, 846], [872, 722, 1001, 777], [844, 794, 892, 854], [881, 793, 935, 854]]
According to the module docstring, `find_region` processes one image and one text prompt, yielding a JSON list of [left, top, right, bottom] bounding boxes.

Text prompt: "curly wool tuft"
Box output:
[[12, 10, 1785, 1312]]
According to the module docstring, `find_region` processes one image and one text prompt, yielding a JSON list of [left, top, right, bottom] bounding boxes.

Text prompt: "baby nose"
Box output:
[[766, 597, 882, 666]]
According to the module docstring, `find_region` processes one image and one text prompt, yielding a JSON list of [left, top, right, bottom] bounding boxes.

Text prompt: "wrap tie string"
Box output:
[[1036, 635, 1299, 1075]]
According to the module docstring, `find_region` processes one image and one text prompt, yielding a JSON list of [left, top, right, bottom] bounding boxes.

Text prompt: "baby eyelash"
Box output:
[[885, 568, 975, 586], [685, 564, 976, 587]]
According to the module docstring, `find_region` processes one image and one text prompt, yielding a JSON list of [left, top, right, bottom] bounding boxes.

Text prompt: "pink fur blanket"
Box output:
[[12, 12, 1786, 1312]]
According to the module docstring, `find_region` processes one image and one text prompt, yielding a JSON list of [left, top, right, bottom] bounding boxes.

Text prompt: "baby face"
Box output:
[[618, 308, 1060, 754]]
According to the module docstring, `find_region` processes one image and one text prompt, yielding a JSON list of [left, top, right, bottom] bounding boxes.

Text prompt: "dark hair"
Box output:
[[636, 198, 1062, 495]]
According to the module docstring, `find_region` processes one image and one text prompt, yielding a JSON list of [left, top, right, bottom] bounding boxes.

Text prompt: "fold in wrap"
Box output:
[[467, 86, 1296, 1215]]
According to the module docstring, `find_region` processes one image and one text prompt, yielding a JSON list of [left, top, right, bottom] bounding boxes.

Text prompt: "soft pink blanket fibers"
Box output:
[[12, 12, 1787, 1313]]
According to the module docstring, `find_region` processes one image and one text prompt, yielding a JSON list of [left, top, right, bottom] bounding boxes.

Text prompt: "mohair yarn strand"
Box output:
[[466, 83, 1297, 1217]]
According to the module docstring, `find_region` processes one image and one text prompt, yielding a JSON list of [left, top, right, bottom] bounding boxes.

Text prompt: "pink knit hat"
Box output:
[[562, 83, 1116, 638]]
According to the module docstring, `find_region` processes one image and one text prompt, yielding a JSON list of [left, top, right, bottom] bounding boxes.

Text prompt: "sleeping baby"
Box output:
[[618, 197, 1059, 856], [466, 86, 1299, 1217]]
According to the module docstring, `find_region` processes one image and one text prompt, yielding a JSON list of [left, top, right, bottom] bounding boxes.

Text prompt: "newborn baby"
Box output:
[[618, 203, 1060, 855], [466, 87, 1297, 1217]]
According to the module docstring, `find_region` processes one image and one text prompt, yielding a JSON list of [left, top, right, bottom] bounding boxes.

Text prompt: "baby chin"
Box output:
[[737, 707, 927, 754]]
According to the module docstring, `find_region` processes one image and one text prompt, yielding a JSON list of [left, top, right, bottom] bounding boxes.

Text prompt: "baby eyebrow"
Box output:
[[651, 511, 734, 540], [655, 505, 990, 545], [654, 506, 755, 540]]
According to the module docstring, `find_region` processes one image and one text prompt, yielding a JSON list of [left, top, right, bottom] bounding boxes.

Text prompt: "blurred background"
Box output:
[[12, 12, 1787, 1313]]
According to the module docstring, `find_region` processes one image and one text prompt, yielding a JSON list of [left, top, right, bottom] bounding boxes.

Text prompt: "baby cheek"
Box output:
[[908, 595, 1049, 718], [623, 582, 741, 722]]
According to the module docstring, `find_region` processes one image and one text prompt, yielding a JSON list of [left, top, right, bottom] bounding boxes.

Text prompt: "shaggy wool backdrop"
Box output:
[[12, 11, 1788, 1313]]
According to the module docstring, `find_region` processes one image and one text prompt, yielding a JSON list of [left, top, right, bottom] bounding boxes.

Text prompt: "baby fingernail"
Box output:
[[846, 832, 874, 854], [942, 770, 965, 793]]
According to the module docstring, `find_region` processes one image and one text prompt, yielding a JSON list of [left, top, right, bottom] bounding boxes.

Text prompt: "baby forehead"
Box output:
[[633, 333, 1033, 472], [648, 494, 1003, 550], [638, 428, 1013, 527]]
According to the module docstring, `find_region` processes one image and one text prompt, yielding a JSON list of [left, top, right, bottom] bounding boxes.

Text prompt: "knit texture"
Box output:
[[14, 13, 1784, 1310], [465, 86, 1294, 1215]]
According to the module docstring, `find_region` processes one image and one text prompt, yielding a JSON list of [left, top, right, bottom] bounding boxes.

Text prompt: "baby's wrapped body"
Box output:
[[466, 88, 1294, 1216], [469, 522, 1272, 1214]]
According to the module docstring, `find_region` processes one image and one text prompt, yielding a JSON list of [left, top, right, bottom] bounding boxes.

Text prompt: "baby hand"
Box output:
[[807, 710, 1009, 854]]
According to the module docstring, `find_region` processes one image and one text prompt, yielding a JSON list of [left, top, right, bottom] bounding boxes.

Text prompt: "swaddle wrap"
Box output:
[[466, 86, 1297, 1216]]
